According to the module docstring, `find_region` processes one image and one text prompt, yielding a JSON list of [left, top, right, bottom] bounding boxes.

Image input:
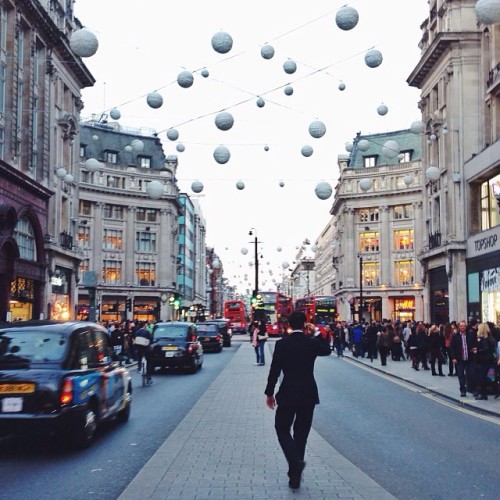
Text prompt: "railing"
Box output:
[[59, 231, 73, 250], [428, 231, 441, 249]]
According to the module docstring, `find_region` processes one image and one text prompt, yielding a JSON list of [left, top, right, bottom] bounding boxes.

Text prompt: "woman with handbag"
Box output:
[[254, 319, 269, 366], [474, 322, 496, 400]]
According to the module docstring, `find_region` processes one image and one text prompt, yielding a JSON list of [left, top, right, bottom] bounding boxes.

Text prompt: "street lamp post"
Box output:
[[358, 253, 363, 323], [249, 229, 259, 295]]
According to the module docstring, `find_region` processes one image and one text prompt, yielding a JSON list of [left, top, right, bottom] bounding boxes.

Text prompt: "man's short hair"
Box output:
[[288, 310, 306, 330]]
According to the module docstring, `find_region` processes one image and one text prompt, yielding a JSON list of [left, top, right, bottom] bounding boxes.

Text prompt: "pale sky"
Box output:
[[74, 0, 429, 294]]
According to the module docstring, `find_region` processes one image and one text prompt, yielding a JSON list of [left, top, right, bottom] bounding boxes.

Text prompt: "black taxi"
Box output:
[[0, 320, 132, 448]]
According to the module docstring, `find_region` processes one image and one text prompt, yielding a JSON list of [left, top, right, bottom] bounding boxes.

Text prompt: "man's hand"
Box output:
[[266, 395, 275, 410]]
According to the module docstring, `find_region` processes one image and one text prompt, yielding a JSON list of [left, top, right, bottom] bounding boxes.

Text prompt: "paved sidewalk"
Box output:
[[119, 342, 396, 500]]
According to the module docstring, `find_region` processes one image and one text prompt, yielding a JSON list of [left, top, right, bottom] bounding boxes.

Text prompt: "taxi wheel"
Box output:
[[72, 405, 97, 449]]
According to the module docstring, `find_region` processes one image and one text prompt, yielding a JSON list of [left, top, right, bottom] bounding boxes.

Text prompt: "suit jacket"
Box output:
[[264, 330, 331, 407], [450, 331, 477, 362]]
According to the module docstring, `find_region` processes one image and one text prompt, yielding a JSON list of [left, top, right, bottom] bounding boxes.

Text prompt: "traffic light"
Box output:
[[251, 292, 263, 309], [169, 293, 182, 310], [126, 298, 132, 312]]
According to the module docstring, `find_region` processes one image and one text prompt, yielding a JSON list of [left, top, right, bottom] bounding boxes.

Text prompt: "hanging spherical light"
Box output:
[[279, 180, 285, 188], [281, 261, 290, 269], [264, 145, 269, 151], [84, 158, 101, 172], [191, 180, 204, 193], [166, 128, 179, 141], [277, 246, 282, 252], [201, 68, 209, 78], [358, 139, 370, 151], [261, 44, 275, 59], [475, 0, 500, 25], [131, 139, 144, 152], [177, 70, 194, 88], [241, 247, 248, 255], [236, 180, 245, 190], [64, 173, 74, 184], [311, 244, 318, 252], [56, 167, 68, 179], [146, 180, 164, 199], [410, 120, 425, 134], [92, 135, 99, 141], [284, 86, 294, 96], [124, 145, 133, 152], [359, 178, 373, 191], [109, 108, 121, 120], [213, 145, 231, 164], [365, 49, 383, 68], [315, 181, 332, 200], [301, 145, 313, 157], [335, 5, 359, 31], [345, 142, 354, 152], [309, 120, 326, 139], [377, 103, 389, 116], [283, 59, 297, 74], [403, 175, 413, 186], [248, 261, 254, 267], [382, 140, 400, 159], [69, 28, 99, 58], [426, 166, 440, 181], [212, 259, 221, 269], [176, 143, 185, 152], [211, 31, 233, 54], [338, 82, 346, 91], [146, 92, 163, 109], [215, 111, 234, 131], [256, 97, 265, 108]]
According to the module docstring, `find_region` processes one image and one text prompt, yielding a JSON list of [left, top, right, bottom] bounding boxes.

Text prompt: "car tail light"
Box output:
[[216, 335, 221, 341], [186, 344, 193, 354], [60, 378, 73, 406]]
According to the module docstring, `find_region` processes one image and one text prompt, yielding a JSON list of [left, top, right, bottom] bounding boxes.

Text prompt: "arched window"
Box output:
[[14, 217, 36, 261]]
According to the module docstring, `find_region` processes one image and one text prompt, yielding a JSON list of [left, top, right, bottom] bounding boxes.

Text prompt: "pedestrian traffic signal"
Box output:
[[126, 297, 132, 312]]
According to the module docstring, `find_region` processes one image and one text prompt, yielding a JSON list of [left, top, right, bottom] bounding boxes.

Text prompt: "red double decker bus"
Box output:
[[294, 295, 337, 333], [253, 291, 293, 336], [223, 299, 248, 334]]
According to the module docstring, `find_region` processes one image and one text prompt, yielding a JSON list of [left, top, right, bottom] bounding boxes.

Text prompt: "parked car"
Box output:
[[195, 323, 224, 352], [0, 320, 132, 449], [202, 319, 232, 347], [150, 322, 203, 373]]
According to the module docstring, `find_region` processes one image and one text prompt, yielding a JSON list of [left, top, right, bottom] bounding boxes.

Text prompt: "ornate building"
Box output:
[[0, 1, 94, 321]]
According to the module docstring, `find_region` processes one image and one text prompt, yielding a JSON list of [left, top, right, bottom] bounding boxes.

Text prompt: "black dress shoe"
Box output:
[[475, 395, 488, 400], [460, 392, 467, 397], [288, 460, 305, 489]]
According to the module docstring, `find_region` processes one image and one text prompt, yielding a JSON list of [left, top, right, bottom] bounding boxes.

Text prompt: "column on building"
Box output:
[[413, 201, 425, 320], [125, 206, 136, 285], [158, 207, 175, 319], [93, 202, 105, 282], [379, 205, 391, 319]]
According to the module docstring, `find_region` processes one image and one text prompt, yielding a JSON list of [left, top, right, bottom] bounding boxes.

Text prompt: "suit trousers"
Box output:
[[275, 403, 315, 468]]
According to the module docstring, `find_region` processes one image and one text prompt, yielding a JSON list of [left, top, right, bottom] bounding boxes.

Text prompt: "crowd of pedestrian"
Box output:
[[328, 318, 500, 400]]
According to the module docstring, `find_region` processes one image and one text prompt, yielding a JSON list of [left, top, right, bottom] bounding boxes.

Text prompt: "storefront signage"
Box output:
[[51, 277, 63, 286], [481, 267, 500, 292], [473, 234, 497, 252], [468, 227, 500, 258]]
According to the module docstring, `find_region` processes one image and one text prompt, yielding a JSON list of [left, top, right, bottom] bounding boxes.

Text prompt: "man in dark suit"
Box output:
[[264, 310, 331, 489], [450, 319, 478, 397]]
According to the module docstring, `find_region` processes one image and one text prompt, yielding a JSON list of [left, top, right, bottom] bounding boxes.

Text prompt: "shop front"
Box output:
[[466, 228, 500, 325], [392, 297, 416, 323], [429, 267, 449, 325]]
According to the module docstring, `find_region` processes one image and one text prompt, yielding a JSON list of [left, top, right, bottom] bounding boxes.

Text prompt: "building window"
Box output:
[[103, 204, 124, 220], [359, 232, 379, 252], [395, 260, 414, 286], [358, 208, 379, 222], [393, 204, 413, 220], [136, 262, 156, 286], [79, 200, 92, 216], [104, 151, 117, 164], [136, 231, 156, 252], [363, 156, 376, 168], [80, 144, 86, 157], [362, 261, 380, 287], [14, 217, 36, 261], [481, 175, 500, 230], [139, 156, 151, 168], [78, 225, 91, 249], [79, 258, 89, 276], [102, 260, 122, 285], [136, 208, 157, 222], [394, 229, 414, 250], [398, 151, 411, 163], [103, 229, 123, 250]]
